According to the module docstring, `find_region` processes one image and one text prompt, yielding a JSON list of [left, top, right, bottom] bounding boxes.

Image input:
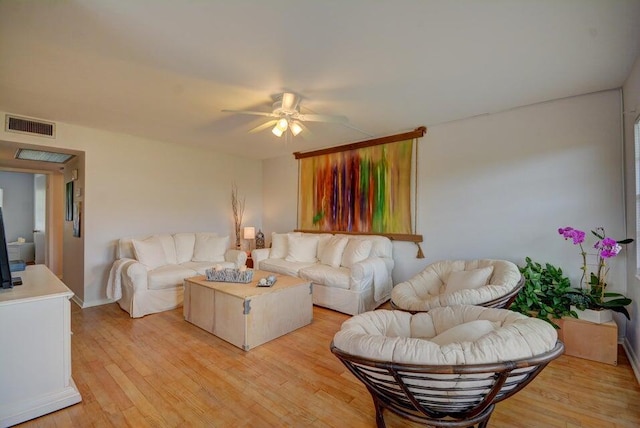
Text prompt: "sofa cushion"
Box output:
[[285, 234, 319, 263], [299, 264, 350, 290], [341, 239, 373, 268], [259, 258, 315, 277], [147, 265, 197, 290], [156, 234, 178, 265], [193, 233, 228, 262], [315, 233, 335, 259], [336, 234, 392, 259], [174, 233, 196, 263], [181, 261, 236, 275], [319, 236, 349, 268], [445, 266, 494, 295], [132, 236, 167, 269], [270, 232, 289, 259]]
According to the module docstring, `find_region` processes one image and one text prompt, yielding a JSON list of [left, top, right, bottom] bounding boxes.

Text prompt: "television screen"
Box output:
[[0, 207, 15, 288]]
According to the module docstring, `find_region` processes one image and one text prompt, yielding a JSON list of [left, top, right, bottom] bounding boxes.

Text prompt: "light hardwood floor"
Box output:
[[16, 302, 640, 427]]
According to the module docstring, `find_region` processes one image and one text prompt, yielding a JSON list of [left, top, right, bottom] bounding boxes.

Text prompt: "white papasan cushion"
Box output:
[[445, 266, 494, 295], [132, 236, 167, 269], [341, 239, 373, 268], [392, 259, 521, 311], [319, 236, 349, 268], [192, 233, 229, 262], [429, 320, 498, 346], [285, 234, 319, 263], [333, 306, 557, 365]]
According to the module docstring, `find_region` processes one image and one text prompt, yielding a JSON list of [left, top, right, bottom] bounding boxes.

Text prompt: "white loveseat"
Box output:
[[251, 232, 394, 315], [107, 233, 247, 318]]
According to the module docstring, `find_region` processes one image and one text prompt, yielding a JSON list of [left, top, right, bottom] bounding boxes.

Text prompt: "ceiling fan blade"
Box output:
[[249, 120, 277, 133], [297, 113, 348, 123], [297, 122, 313, 140], [222, 109, 278, 118]]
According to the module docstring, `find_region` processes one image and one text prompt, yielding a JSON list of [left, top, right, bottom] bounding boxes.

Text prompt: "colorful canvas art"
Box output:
[[299, 139, 413, 233]]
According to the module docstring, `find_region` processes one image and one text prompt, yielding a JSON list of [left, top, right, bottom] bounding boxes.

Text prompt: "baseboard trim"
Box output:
[[622, 339, 640, 384], [0, 378, 81, 427], [70, 295, 114, 309]]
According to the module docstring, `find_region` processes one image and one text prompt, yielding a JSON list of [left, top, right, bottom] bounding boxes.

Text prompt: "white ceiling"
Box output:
[[1, 0, 639, 161]]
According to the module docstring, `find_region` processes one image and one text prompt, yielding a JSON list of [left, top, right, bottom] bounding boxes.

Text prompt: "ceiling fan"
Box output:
[[222, 92, 348, 138]]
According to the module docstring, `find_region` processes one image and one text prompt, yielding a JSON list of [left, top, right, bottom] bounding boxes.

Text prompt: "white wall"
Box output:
[[623, 54, 640, 380], [263, 90, 626, 293], [0, 171, 34, 242], [0, 114, 263, 307]]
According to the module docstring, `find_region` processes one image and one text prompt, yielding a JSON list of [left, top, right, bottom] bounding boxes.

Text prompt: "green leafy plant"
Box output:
[[510, 257, 575, 327]]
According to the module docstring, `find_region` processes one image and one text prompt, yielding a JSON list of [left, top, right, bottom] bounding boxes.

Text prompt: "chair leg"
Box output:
[[372, 398, 386, 428], [478, 413, 492, 428]]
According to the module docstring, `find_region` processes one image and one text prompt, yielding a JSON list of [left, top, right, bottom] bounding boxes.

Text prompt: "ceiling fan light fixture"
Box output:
[[272, 125, 284, 137], [290, 121, 303, 136], [276, 118, 289, 132]]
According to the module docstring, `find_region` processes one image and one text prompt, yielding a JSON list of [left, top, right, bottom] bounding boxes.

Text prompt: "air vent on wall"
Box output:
[[5, 114, 55, 138]]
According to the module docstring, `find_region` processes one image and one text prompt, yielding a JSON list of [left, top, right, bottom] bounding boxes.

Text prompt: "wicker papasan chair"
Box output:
[[390, 259, 524, 312], [331, 306, 563, 427]]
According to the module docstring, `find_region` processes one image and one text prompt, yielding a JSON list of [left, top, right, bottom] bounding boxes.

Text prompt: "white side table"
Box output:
[[7, 242, 35, 263]]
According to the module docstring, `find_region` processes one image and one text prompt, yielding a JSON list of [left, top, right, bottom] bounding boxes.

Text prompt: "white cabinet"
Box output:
[[0, 265, 82, 426]]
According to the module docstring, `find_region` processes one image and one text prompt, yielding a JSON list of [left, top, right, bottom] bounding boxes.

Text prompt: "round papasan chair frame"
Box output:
[[330, 306, 564, 427], [390, 259, 525, 313], [331, 341, 564, 428]]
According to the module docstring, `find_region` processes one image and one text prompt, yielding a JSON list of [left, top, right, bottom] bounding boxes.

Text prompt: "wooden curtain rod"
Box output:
[[294, 229, 423, 243], [293, 126, 427, 160]]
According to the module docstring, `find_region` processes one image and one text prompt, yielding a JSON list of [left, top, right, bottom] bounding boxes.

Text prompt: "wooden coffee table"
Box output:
[[183, 271, 313, 351]]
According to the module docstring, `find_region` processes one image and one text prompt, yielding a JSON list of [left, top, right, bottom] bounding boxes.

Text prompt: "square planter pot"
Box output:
[[570, 305, 613, 324], [554, 316, 618, 366]]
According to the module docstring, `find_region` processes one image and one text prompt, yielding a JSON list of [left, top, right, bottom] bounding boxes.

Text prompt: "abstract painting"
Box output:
[[298, 139, 413, 234]]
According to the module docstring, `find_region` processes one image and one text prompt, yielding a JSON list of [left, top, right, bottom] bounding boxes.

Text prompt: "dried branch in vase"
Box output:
[[231, 184, 245, 249]]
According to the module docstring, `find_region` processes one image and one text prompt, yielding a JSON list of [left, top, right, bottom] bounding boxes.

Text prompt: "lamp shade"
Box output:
[[272, 125, 284, 137], [290, 121, 303, 136], [243, 226, 256, 240]]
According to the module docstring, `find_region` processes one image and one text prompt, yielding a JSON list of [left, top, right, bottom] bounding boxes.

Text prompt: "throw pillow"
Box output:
[[430, 320, 497, 346], [341, 239, 373, 268], [285, 234, 319, 263], [445, 266, 494, 295], [270, 232, 289, 259], [192, 233, 229, 262], [174, 233, 197, 264], [319, 236, 349, 268], [132, 236, 167, 269]]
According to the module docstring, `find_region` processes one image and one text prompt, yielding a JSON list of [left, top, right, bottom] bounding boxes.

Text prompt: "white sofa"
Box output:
[[251, 232, 394, 315], [107, 233, 247, 318]]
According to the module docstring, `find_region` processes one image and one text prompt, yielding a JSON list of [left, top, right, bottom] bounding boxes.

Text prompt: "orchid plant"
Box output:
[[558, 226, 633, 319]]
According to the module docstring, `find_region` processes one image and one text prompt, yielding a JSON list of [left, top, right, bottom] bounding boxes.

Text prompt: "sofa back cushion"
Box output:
[[192, 233, 229, 262], [341, 238, 373, 268], [336, 234, 392, 258], [270, 232, 289, 259], [319, 236, 349, 268], [285, 234, 319, 263], [132, 236, 168, 269], [174, 233, 197, 263]]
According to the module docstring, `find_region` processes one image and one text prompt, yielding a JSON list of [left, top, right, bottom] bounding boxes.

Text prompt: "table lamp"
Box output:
[[243, 226, 256, 251]]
